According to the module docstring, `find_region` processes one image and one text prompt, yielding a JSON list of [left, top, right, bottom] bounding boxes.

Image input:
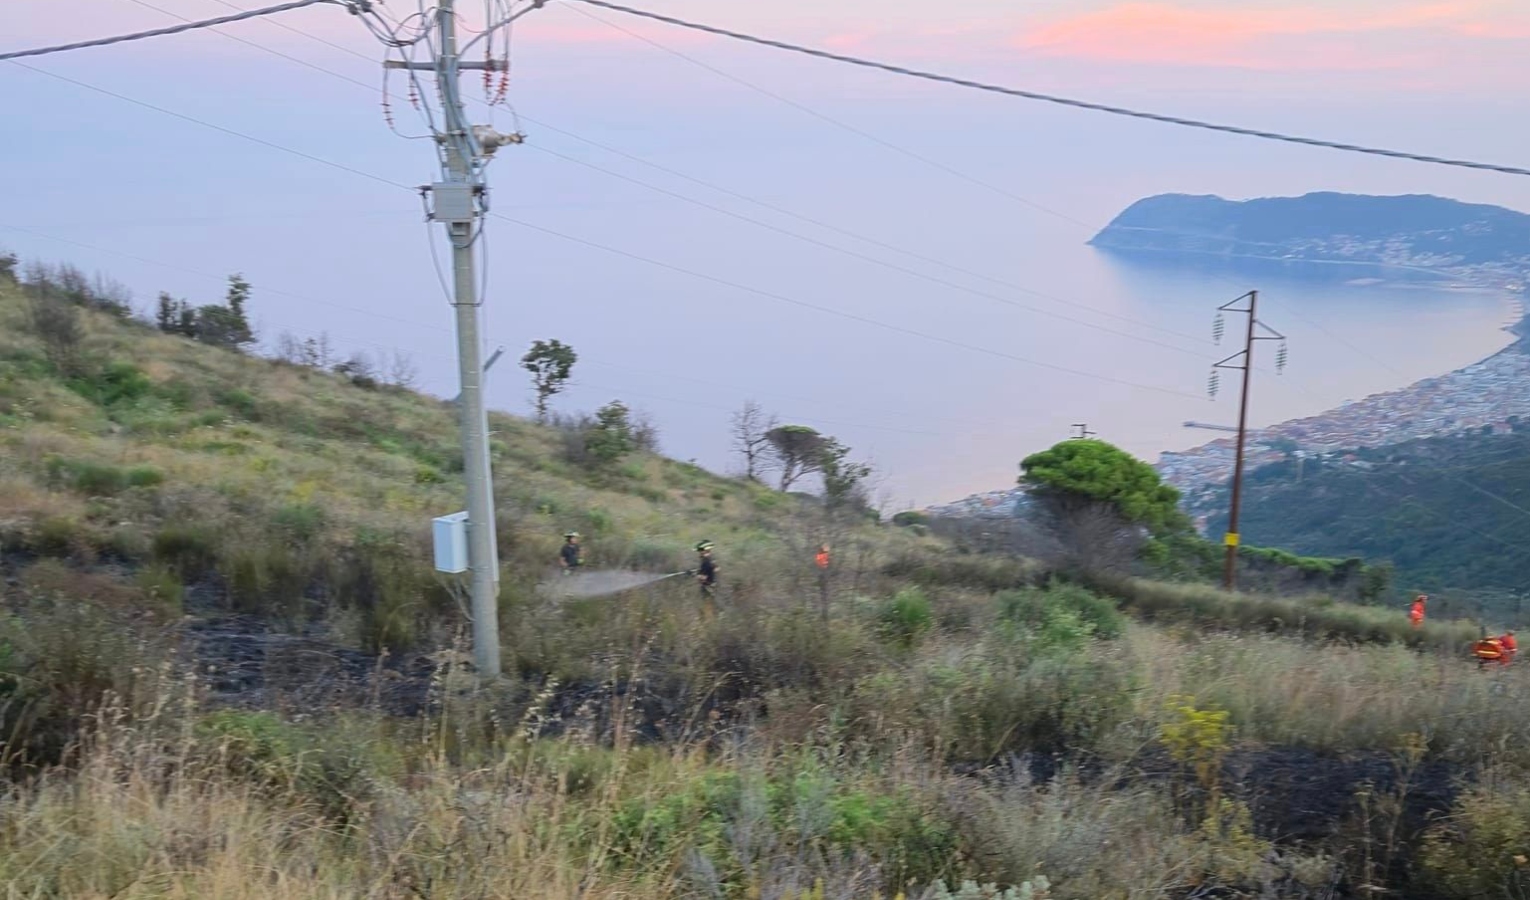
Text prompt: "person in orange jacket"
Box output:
[[1474, 635, 1506, 669], [1500, 629, 1518, 666], [1409, 595, 1428, 629]]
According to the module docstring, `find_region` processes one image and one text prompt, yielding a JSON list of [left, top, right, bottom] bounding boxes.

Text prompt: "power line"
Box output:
[[560, 2, 1092, 231], [129, 0, 1204, 353], [569, 0, 1530, 179], [4, 60, 409, 190], [6, 43, 1202, 400], [0, 0, 361, 62]]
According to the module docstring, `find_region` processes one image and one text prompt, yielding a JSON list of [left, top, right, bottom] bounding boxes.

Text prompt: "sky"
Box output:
[[5, 0, 1530, 506]]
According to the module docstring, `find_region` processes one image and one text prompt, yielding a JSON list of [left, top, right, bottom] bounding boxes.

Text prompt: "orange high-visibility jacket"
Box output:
[[1410, 601, 1426, 622], [1475, 638, 1505, 660]]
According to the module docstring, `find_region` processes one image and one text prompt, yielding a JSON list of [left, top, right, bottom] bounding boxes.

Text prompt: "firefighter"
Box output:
[[1409, 594, 1428, 629], [695, 541, 718, 598], [815, 544, 831, 571], [1500, 629, 1518, 666], [559, 531, 583, 575], [1474, 634, 1506, 669]]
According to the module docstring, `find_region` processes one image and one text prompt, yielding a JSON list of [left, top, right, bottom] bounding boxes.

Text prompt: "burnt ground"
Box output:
[[184, 616, 438, 717], [178, 617, 1464, 898]]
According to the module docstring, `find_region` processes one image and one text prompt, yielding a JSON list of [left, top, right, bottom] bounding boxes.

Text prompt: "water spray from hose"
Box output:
[[537, 569, 691, 600]]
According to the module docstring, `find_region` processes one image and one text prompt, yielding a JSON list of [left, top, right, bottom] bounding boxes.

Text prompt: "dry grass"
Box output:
[[1123, 626, 1530, 762]]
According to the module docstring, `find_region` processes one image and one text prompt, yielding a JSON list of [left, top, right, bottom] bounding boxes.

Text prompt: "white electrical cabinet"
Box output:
[[432, 511, 469, 574]]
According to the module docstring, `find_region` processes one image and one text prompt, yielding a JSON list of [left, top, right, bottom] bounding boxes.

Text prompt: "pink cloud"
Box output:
[[1016, 0, 1526, 70]]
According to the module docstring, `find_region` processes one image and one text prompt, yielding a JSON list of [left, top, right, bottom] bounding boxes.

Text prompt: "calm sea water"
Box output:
[[566, 221, 1519, 509], [909, 246, 1517, 507]]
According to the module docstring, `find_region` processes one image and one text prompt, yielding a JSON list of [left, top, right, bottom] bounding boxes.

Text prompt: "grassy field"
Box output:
[[3, 267, 1528, 899]]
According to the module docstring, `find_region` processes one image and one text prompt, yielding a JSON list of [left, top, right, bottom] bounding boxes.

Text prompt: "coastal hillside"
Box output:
[[1090, 191, 1530, 287], [4, 255, 1527, 899], [1202, 427, 1530, 605]]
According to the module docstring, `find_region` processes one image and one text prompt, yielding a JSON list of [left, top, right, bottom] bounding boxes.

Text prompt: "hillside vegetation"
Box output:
[[2, 260, 1528, 899], [1204, 428, 1530, 611]]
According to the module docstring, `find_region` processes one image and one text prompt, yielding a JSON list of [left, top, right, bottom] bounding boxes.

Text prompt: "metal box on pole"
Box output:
[[432, 511, 469, 574]]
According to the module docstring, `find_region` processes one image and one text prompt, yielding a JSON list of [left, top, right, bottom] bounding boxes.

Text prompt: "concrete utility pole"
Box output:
[[1210, 290, 1287, 592], [388, 1, 524, 675]]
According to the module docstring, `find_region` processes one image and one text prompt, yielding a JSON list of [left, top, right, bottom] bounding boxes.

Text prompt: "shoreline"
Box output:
[[1156, 301, 1530, 499]]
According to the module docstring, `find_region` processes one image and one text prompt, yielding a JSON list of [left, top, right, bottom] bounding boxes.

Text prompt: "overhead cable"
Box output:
[[568, 0, 1530, 179], [0, 0, 366, 62]]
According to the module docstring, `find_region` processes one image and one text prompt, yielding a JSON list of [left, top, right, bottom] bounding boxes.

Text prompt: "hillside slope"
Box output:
[[0, 269, 929, 656], [6, 262, 1527, 899], [1203, 428, 1530, 601]]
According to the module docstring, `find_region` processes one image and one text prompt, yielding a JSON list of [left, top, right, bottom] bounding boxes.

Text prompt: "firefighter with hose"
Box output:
[[694, 541, 719, 618]]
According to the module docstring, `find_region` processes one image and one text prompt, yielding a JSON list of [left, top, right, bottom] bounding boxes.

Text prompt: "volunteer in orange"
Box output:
[[1409, 595, 1427, 629], [1474, 635, 1505, 669]]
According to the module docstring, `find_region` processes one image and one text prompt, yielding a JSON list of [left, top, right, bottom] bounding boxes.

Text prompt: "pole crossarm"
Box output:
[[1208, 289, 1288, 593]]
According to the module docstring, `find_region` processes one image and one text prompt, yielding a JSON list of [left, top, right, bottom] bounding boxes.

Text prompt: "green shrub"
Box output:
[[884, 553, 1030, 593], [216, 387, 259, 419], [1095, 576, 1477, 650], [64, 361, 153, 408], [0, 599, 167, 771], [153, 524, 219, 581], [879, 588, 934, 646], [413, 465, 445, 485], [332, 544, 424, 654], [272, 503, 326, 543], [996, 582, 1124, 642], [843, 649, 1133, 762], [753, 491, 787, 512], [134, 564, 185, 619], [197, 710, 371, 824], [626, 538, 681, 572], [584, 507, 614, 536], [30, 516, 85, 558], [125, 466, 164, 488], [223, 544, 311, 618], [892, 510, 931, 528], [608, 764, 955, 891], [1421, 778, 1530, 898], [45, 457, 127, 496]]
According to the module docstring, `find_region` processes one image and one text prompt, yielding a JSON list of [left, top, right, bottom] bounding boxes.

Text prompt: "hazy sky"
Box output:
[[5, 0, 1530, 505]]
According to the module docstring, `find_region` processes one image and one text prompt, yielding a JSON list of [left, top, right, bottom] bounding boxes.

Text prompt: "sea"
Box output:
[[845, 238, 1521, 509]]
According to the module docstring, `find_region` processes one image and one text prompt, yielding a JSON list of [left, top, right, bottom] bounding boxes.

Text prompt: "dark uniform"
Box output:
[[695, 541, 718, 606], [560, 535, 582, 574]]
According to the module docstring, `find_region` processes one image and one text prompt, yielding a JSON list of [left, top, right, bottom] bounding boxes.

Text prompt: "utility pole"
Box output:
[[1070, 423, 1096, 440], [451, 345, 506, 406], [1209, 290, 1287, 592], [386, 2, 524, 675]]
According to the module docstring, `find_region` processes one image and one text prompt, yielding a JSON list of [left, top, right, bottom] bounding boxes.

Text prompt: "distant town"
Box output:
[[928, 191, 1530, 522]]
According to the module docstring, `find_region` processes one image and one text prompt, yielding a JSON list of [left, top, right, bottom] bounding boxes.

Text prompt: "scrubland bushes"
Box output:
[[8, 274, 1530, 897], [10, 523, 1530, 896]]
